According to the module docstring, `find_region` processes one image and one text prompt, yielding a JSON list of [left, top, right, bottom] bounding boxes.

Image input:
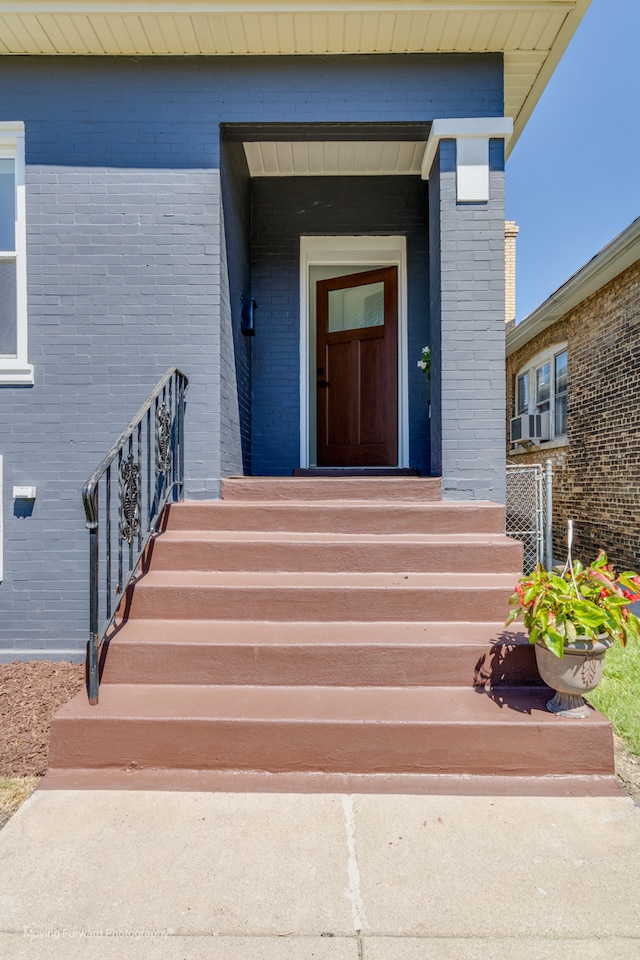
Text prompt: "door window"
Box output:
[[327, 281, 384, 332]]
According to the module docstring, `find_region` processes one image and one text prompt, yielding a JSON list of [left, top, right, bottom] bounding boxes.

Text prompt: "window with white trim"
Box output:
[[515, 370, 528, 415], [0, 122, 32, 384], [514, 344, 568, 442], [553, 349, 568, 436]]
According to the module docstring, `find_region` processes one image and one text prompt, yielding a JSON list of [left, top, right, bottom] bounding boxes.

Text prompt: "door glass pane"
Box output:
[[0, 159, 15, 252], [328, 281, 384, 333], [0, 258, 17, 355]]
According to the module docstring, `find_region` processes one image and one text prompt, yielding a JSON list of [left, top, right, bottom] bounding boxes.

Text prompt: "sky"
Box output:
[[505, 0, 640, 321]]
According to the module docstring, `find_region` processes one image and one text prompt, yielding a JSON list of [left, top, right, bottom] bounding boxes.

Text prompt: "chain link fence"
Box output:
[[506, 460, 553, 573]]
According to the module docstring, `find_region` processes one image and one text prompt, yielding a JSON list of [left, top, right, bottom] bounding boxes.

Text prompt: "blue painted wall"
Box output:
[[0, 54, 503, 655], [220, 139, 252, 476], [0, 54, 503, 167]]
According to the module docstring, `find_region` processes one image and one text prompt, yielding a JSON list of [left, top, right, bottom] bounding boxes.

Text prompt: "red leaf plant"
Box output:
[[506, 550, 640, 659]]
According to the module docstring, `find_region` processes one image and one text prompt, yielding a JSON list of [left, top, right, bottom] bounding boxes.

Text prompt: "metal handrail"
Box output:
[[82, 368, 189, 703]]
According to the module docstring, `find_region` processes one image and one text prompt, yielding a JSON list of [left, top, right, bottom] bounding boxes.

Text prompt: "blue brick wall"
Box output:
[[428, 150, 443, 480], [220, 139, 252, 476], [0, 53, 503, 655], [250, 176, 431, 475], [0, 163, 221, 659], [429, 139, 506, 502]]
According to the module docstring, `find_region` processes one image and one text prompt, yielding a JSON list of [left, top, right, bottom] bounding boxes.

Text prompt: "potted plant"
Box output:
[[506, 541, 640, 718]]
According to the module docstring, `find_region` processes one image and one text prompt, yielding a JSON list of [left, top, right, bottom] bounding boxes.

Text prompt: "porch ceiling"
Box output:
[[0, 1, 590, 153], [243, 140, 428, 177]]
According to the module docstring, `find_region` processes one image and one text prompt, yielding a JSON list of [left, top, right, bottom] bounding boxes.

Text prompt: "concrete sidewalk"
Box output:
[[0, 789, 639, 959]]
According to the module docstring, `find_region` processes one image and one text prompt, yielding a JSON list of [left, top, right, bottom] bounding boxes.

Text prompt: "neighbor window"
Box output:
[[535, 362, 550, 413], [554, 350, 568, 436], [516, 371, 528, 415], [0, 122, 32, 384], [514, 345, 568, 442]]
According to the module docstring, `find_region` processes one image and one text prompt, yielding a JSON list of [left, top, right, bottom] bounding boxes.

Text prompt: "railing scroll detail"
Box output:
[[82, 368, 188, 704]]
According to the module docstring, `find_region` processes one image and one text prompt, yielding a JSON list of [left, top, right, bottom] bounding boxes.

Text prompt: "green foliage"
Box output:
[[506, 551, 640, 658], [587, 628, 640, 755], [417, 345, 431, 383]]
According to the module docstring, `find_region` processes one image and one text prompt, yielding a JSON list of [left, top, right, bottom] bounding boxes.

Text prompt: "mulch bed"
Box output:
[[0, 661, 84, 777]]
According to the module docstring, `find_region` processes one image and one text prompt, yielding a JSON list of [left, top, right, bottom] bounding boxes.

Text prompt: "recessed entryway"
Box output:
[[299, 236, 408, 470]]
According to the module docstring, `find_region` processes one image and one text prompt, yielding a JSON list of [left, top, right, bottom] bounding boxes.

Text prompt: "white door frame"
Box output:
[[299, 236, 408, 469]]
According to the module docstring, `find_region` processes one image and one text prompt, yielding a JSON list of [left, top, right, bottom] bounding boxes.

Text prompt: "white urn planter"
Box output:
[[535, 637, 612, 718]]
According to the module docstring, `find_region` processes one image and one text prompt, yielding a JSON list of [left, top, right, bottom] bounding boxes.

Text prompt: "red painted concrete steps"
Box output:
[[99, 620, 536, 687], [148, 530, 522, 573], [47, 478, 618, 793], [163, 500, 507, 535], [49, 684, 614, 777], [124, 570, 519, 622], [220, 476, 441, 501]]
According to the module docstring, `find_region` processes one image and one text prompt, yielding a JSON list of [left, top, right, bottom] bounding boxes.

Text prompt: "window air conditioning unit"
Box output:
[[510, 412, 550, 445]]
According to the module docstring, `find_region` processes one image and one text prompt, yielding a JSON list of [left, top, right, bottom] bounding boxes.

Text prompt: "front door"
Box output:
[[316, 266, 398, 467]]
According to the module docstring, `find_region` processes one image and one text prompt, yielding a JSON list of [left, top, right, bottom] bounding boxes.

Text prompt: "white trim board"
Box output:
[[420, 117, 513, 203], [299, 236, 408, 469], [0, 121, 34, 385]]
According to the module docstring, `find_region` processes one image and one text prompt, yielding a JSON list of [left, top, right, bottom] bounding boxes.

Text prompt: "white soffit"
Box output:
[[244, 140, 428, 176], [0, 1, 591, 153]]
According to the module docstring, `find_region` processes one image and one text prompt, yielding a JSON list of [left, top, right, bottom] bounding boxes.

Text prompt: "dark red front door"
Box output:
[[316, 266, 398, 467]]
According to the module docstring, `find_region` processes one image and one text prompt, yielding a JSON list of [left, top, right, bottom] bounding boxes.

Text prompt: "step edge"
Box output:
[[40, 768, 624, 797]]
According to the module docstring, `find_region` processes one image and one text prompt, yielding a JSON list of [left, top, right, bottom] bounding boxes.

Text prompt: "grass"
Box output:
[[587, 629, 640, 756], [0, 777, 39, 830]]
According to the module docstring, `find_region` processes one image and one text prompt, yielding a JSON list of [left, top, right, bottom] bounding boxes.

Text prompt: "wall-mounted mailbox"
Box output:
[[241, 297, 256, 337], [13, 486, 36, 499]]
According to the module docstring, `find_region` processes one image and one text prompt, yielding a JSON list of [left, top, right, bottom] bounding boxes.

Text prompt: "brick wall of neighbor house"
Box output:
[[250, 175, 430, 476], [507, 260, 640, 569], [0, 52, 503, 655]]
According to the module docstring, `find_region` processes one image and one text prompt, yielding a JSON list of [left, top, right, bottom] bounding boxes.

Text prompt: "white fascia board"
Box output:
[[0, 2, 581, 10], [420, 117, 513, 180], [507, 216, 640, 357]]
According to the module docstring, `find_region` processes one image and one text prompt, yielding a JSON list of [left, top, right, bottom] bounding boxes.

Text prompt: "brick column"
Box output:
[[505, 220, 519, 326], [424, 119, 511, 503]]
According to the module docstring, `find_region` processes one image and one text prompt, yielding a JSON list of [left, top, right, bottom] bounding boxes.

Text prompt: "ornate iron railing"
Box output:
[[82, 368, 189, 704]]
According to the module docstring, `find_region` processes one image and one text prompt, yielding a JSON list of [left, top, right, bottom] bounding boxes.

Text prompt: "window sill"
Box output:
[[508, 437, 568, 457], [0, 363, 34, 385]]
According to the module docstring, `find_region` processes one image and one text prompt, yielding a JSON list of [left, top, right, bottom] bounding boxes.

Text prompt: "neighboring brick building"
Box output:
[[506, 218, 640, 570]]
